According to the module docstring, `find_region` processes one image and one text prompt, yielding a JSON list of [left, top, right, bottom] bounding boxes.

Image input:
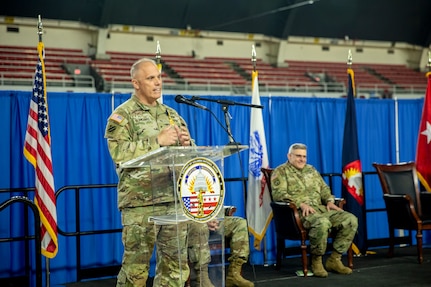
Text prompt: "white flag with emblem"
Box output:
[[246, 70, 273, 250]]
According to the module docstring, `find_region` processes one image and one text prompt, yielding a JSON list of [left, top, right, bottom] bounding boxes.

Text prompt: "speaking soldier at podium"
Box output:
[[105, 58, 195, 287]]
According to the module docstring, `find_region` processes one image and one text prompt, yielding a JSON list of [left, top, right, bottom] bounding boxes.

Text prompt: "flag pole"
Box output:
[[251, 45, 267, 266], [246, 44, 254, 224], [37, 15, 43, 42], [37, 15, 52, 287], [248, 45, 258, 279], [248, 44, 256, 222], [343, 49, 368, 255], [155, 40, 161, 66], [347, 49, 355, 99], [251, 44, 262, 260], [428, 50, 431, 72], [347, 49, 352, 68], [155, 41, 163, 103]]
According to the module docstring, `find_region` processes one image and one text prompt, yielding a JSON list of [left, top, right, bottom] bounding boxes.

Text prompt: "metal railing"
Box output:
[[105, 77, 426, 96], [0, 172, 410, 285], [54, 184, 121, 281], [0, 194, 42, 287], [0, 72, 95, 89], [0, 71, 425, 96]]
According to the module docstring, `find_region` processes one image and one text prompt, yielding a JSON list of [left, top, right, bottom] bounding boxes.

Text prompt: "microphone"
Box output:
[[175, 95, 208, 110]]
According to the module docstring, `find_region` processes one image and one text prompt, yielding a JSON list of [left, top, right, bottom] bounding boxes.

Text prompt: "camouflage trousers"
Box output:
[[117, 204, 189, 287], [187, 221, 211, 267], [187, 216, 250, 268], [301, 210, 358, 256], [224, 216, 250, 262]]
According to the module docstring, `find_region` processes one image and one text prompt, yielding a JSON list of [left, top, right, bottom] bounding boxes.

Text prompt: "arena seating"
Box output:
[[92, 52, 249, 91], [0, 45, 92, 88], [91, 52, 178, 90], [366, 63, 427, 91], [284, 60, 426, 94], [163, 56, 248, 86], [1, 45, 427, 95], [231, 58, 322, 90]]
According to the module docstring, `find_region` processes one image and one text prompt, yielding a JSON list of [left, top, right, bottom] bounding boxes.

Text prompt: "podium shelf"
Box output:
[[119, 145, 248, 169]]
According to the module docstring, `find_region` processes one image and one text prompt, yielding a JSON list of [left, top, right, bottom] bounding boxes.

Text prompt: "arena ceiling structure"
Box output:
[[3, 0, 431, 47]]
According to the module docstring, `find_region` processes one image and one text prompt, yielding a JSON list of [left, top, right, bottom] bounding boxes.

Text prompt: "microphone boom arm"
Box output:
[[191, 96, 263, 145], [191, 96, 263, 109]]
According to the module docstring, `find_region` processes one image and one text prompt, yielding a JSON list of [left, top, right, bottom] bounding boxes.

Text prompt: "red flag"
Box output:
[[416, 72, 431, 192], [23, 41, 58, 258]]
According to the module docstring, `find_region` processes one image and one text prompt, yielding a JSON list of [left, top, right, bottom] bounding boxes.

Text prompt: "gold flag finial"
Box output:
[[427, 50, 431, 70], [37, 15, 43, 42], [155, 41, 161, 63], [251, 45, 257, 71], [347, 49, 353, 67]]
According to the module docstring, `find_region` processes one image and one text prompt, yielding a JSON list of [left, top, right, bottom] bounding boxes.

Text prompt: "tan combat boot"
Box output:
[[226, 259, 254, 287], [311, 255, 328, 277], [325, 251, 353, 275], [195, 264, 215, 287]]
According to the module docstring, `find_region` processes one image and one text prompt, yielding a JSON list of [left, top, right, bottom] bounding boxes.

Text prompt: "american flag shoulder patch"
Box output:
[[110, 113, 124, 124]]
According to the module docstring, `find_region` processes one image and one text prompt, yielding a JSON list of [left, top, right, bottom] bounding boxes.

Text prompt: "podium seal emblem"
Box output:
[[177, 157, 224, 222]]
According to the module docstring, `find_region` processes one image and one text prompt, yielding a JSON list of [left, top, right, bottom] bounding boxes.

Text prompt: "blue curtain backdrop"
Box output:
[[0, 90, 426, 286]]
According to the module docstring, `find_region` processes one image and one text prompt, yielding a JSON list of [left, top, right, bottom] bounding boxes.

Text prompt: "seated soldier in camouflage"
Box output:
[[188, 216, 254, 287], [270, 143, 358, 278], [105, 58, 194, 287]]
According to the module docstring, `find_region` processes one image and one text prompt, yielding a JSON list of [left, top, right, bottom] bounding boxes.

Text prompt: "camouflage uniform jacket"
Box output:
[[104, 94, 194, 209], [271, 162, 335, 213]]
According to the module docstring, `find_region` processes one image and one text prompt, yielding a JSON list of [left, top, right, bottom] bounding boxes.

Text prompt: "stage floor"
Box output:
[[63, 246, 431, 287]]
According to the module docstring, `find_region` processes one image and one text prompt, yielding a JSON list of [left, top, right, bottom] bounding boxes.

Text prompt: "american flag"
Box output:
[[182, 195, 219, 215], [23, 41, 58, 258]]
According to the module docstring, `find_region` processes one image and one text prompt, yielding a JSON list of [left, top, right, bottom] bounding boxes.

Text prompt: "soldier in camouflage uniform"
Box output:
[[105, 58, 195, 287], [188, 216, 254, 287], [271, 143, 358, 278]]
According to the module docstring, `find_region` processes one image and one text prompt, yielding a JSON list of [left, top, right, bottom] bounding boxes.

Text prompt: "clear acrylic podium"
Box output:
[[119, 145, 248, 286]]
